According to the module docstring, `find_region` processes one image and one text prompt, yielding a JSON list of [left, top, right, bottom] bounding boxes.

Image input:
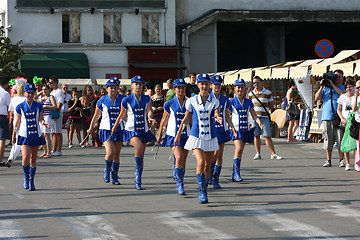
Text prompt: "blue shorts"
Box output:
[[252, 116, 271, 137]]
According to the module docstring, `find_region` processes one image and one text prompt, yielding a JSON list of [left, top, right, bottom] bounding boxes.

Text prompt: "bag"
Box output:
[[281, 97, 288, 110], [285, 101, 299, 115], [50, 109, 60, 120], [270, 109, 287, 129], [332, 114, 341, 129], [349, 115, 360, 140], [340, 113, 357, 153]]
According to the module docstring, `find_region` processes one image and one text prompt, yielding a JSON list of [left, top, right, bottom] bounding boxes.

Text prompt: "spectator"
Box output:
[[149, 84, 164, 146], [248, 76, 283, 160], [38, 85, 57, 158], [100, 88, 107, 97], [337, 79, 355, 171], [286, 80, 302, 142], [81, 95, 92, 147], [49, 76, 65, 156], [145, 82, 154, 96], [315, 70, 346, 167], [166, 79, 175, 101], [62, 84, 72, 140], [185, 73, 199, 98], [0, 76, 10, 167], [67, 89, 82, 148]]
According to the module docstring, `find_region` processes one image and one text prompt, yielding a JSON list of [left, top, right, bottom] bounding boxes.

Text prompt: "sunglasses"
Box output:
[[253, 82, 260, 84], [63, 87, 68, 89], [356, 87, 360, 89], [48, 82, 53, 84]]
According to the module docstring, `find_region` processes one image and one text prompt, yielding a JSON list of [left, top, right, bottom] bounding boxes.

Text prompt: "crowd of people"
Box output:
[[0, 69, 359, 203]]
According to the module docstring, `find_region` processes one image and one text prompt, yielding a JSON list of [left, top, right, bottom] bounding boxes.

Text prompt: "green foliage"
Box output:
[[0, 26, 24, 78]]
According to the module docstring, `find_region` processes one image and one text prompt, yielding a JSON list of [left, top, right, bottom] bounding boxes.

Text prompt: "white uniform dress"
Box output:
[[122, 93, 156, 143], [162, 97, 190, 148], [184, 94, 219, 151], [16, 101, 46, 147], [97, 94, 125, 142]]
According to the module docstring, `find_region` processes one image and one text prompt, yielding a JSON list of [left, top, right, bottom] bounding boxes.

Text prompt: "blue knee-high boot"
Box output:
[[104, 159, 112, 183], [111, 161, 121, 185], [22, 165, 30, 189], [135, 156, 144, 190], [196, 173, 208, 204], [232, 158, 243, 182], [213, 165, 222, 189], [175, 167, 185, 195], [172, 155, 176, 180], [29, 166, 36, 191], [208, 161, 215, 185]]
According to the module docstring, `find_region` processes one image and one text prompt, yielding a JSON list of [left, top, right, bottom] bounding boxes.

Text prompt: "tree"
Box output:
[[0, 26, 24, 78]]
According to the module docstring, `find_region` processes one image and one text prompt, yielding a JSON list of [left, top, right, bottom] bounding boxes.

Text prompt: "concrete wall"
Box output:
[[5, 0, 176, 80], [188, 23, 217, 73], [176, 0, 360, 24]]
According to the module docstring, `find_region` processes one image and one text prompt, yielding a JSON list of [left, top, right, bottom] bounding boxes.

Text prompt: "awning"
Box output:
[[19, 53, 90, 79], [329, 62, 355, 76], [239, 69, 254, 82], [311, 64, 329, 77], [321, 49, 360, 65], [95, 79, 131, 86], [255, 68, 272, 80], [271, 67, 289, 79], [59, 79, 92, 86], [289, 66, 310, 79], [297, 59, 323, 67], [129, 62, 186, 69]]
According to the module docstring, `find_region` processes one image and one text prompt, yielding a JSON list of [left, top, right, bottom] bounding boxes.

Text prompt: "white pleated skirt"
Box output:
[[184, 135, 219, 152]]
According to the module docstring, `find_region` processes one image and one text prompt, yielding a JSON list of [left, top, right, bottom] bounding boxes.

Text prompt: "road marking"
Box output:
[[13, 193, 24, 199], [237, 208, 346, 240], [156, 211, 237, 239], [0, 186, 7, 190], [316, 205, 360, 223], [31, 203, 49, 210], [0, 220, 27, 239], [62, 215, 130, 240]]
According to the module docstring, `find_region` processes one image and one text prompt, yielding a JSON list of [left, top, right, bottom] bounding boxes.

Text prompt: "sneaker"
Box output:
[[80, 144, 85, 148], [253, 152, 261, 160], [52, 151, 62, 156], [323, 161, 332, 167], [271, 153, 283, 160], [68, 143, 73, 148], [339, 159, 346, 168], [345, 164, 351, 171]]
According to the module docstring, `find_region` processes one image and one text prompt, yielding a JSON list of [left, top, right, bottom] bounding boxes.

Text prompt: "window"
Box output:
[[103, 14, 122, 43], [142, 14, 159, 43], [0, 13, 5, 28], [62, 14, 80, 43]]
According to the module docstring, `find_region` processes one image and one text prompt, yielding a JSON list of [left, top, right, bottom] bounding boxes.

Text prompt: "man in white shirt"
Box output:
[[49, 76, 65, 156], [0, 76, 11, 167]]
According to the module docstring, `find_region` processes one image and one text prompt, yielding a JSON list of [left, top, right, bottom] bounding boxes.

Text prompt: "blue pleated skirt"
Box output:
[[230, 128, 255, 143], [99, 129, 123, 143], [18, 136, 46, 147], [123, 130, 155, 143], [162, 135, 188, 148], [216, 130, 231, 144]]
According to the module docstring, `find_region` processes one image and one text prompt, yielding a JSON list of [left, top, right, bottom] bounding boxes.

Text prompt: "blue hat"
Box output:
[[24, 84, 36, 92], [106, 78, 118, 88], [110, 77, 120, 85], [131, 75, 144, 84], [197, 73, 210, 83], [173, 78, 187, 88], [234, 79, 246, 86], [210, 75, 223, 85]]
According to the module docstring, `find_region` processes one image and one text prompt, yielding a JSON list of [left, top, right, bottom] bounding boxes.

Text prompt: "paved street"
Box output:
[[1, 137, 360, 240]]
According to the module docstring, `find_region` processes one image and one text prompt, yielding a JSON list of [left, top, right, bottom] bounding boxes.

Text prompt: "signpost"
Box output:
[[315, 39, 334, 58]]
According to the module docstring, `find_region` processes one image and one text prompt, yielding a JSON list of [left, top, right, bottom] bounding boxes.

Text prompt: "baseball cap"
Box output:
[[24, 84, 36, 92], [234, 79, 246, 86], [210, 75, 223, 85], [131, 75, 144, 84], [173, 78, 187, 88], [197, 73, 210, 83]]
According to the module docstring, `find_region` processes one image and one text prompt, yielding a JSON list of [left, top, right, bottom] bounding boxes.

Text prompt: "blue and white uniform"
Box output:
[[230, 95, 255, 143], [210, 92, 231, 144], [122, 93, 155, 143], [16, 101, 46, 146], [97, 94, 125, 142], [162, 97, 190, 148], [184, 94, 220, 151]]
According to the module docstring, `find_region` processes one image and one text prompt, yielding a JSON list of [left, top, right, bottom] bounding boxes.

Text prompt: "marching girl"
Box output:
[[157, 78, 190, 195], [12, 84, 50, 190], [87, 78, 125, 185], [209, 75, 236, 189], [175, 73, 222, 204], [112, 76, 156, 190], [230, 79, 263, 182]]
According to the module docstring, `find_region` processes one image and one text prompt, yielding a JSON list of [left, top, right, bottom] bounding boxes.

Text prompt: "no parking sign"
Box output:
[[315, 39, 334, 58]]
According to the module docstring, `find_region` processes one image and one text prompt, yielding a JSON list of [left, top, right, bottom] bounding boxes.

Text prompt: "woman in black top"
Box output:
[[150, 84, 165, 145], [67, 89, 83, 148]]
